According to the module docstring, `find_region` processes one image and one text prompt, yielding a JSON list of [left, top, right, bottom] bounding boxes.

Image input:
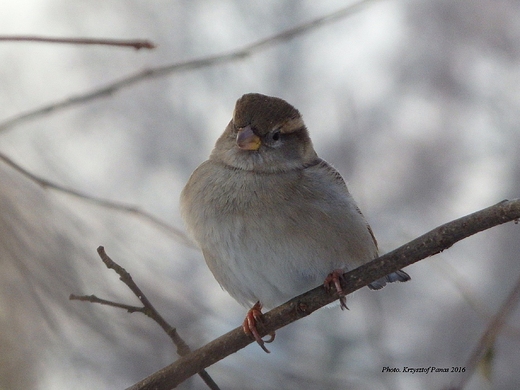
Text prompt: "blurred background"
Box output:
[[1, 0, 519, 389]]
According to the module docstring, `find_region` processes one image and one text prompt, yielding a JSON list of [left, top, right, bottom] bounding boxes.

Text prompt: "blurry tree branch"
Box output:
[[448, 269, 520, 390], [0, 151, 195, 248], [0, 35, 155, 49], [118, 199, 519, 389], [0, 0, 379, 133], [438, 259, 520, 339], [70, 246, 220, 390]]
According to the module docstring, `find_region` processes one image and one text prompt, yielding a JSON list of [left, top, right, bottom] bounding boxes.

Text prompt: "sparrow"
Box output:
[[180, 93, 410, 352]]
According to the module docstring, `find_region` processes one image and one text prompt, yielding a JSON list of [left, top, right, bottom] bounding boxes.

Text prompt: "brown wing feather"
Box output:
[[312, 158, 379, 252]]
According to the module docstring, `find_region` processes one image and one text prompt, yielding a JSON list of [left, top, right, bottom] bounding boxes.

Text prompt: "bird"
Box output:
[[180, 93, 410, 352]]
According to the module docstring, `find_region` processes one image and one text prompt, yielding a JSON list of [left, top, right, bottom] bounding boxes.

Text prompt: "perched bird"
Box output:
[[180, 93, 410, 352]]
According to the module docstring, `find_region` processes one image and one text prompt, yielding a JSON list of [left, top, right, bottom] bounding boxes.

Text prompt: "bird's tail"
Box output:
[[368, 269, 411, 290]]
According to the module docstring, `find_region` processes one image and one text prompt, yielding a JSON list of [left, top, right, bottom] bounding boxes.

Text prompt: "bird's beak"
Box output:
[[236, 125, 261, 151]]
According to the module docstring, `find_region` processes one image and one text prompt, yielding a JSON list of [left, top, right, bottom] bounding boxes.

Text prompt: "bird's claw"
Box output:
[[324, 269, 349, 310], [243, 301, 275, 353]]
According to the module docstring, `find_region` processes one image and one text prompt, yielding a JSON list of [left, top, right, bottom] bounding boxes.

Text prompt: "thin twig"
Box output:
[[448, 270, 520, 390], [70, 246, 220, 390], [0, 35, 155, 49], [125, 199, 520, 390], [97, 246, 193, 357], [69, 294, 145, 313], [436, 259, 520, 339], [0, 0, 379, 133], [0, 151, 195, 248]]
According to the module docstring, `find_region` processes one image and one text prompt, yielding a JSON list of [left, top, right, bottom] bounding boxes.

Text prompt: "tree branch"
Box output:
[[126, 199, 520, 390], [69, 293, 145, 313], [0, 0, 379, 133], [70, 246, 220, 390], [0, 35, 155, 50], [0, 151, 195, 248], [448, 268, 520, 389]]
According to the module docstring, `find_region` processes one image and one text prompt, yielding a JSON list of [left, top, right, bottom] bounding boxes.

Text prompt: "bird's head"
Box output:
[[211, 93, 317, 173]]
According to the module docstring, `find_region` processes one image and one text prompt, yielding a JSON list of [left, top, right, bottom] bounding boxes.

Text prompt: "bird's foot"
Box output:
[[324, 269, 349, 310], [243, 301, 275, 353]]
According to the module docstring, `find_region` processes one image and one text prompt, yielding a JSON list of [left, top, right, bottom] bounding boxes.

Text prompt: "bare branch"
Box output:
[[0, 35, 155, 50], [439, 259, 520, 339], [0, 0, 379, 133], [71, 246, 220, 390], [69, 294, 145, 313], [0, 151, 195, 248], [448, 269, 520, 389], [125, 199, 520, 390], [96, 246, 193, 357]]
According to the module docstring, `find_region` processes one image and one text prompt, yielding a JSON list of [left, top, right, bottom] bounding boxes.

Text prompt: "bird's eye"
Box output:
[[270, 130, 281, 142]]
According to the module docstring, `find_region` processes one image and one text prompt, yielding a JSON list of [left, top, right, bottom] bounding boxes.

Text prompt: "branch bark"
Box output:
[[127, 199, 520, 390]]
